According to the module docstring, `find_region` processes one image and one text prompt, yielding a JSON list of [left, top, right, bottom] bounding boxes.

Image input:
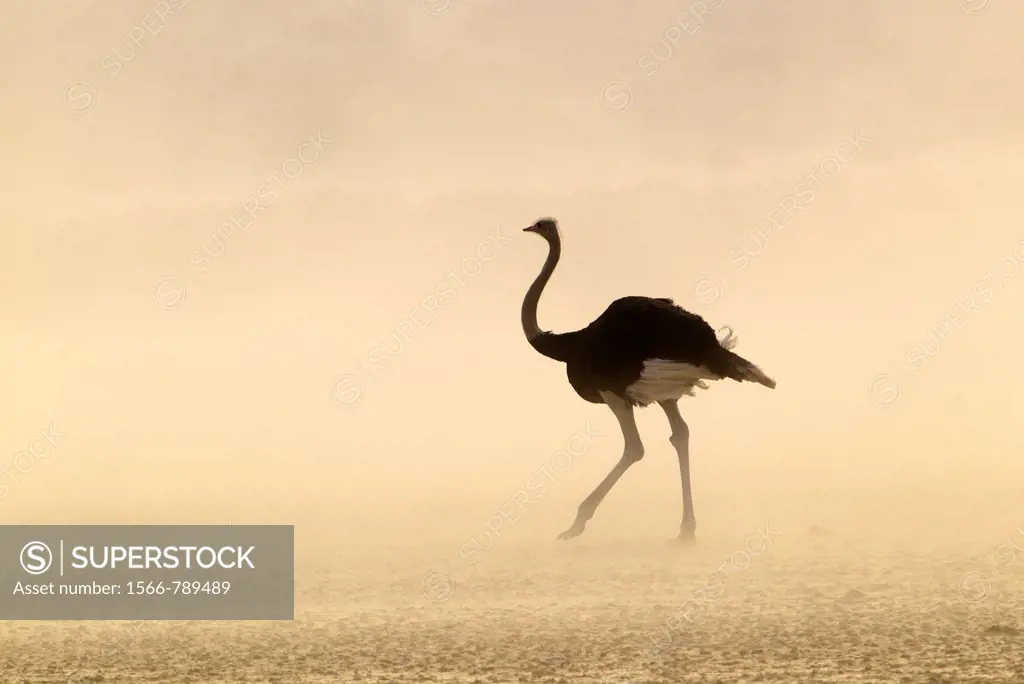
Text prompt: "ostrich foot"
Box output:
[[676, 519, 696, 543], [557, 521, 586, 540], [667, 534, 696, 545]]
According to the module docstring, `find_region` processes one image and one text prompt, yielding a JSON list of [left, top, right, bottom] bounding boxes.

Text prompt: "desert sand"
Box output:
[[3, 485, 1023, 683]]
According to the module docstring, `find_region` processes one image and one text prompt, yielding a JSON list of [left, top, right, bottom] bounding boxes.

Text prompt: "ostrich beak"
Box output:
[[523, 225, 538, 233]]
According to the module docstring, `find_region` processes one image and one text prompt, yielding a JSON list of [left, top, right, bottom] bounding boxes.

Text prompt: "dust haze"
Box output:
[[3, 1, 1024, 681]]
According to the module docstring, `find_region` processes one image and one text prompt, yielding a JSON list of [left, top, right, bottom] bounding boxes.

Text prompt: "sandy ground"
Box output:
[[3, 512, 1022, 684]]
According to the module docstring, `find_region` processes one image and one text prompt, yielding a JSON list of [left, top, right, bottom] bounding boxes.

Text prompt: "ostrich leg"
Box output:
[[557, 391, 644, 541], [659, 400, 695, 542]]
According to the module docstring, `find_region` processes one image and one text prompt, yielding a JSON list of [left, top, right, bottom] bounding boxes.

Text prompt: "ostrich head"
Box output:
[[523, 217, 559, 239]]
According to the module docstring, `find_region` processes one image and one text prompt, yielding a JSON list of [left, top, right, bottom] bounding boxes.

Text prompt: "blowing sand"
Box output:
[[3, 487, 1022, 683], [7, 3, 1024, 681]]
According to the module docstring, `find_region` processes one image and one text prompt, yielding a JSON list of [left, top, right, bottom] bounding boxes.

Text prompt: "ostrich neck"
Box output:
[[521, 233, 578, 362], [521, 234, 561, 342]]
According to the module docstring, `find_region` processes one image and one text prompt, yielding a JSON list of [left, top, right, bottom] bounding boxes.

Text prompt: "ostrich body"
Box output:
[[521, 218, 776, 542]]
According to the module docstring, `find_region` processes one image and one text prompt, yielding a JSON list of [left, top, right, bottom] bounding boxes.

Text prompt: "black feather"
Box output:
[[561, 297, 728, 405]]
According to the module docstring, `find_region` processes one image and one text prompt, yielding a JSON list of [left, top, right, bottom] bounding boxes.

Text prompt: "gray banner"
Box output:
[[0, 525, 293, 620]]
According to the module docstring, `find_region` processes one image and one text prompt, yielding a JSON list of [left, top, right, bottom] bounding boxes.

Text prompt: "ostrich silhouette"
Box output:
[[521, 217, 776, 542]]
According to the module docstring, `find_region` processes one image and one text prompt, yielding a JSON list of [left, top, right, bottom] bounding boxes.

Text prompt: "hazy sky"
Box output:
[[3, 2, 1023, 539]]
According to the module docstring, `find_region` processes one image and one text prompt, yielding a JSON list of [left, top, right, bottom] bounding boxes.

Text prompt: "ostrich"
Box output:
[[521, 218, 776, 542]]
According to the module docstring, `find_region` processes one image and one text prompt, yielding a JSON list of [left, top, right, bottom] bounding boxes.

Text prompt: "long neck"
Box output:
[[521, 232, 578, 362]]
